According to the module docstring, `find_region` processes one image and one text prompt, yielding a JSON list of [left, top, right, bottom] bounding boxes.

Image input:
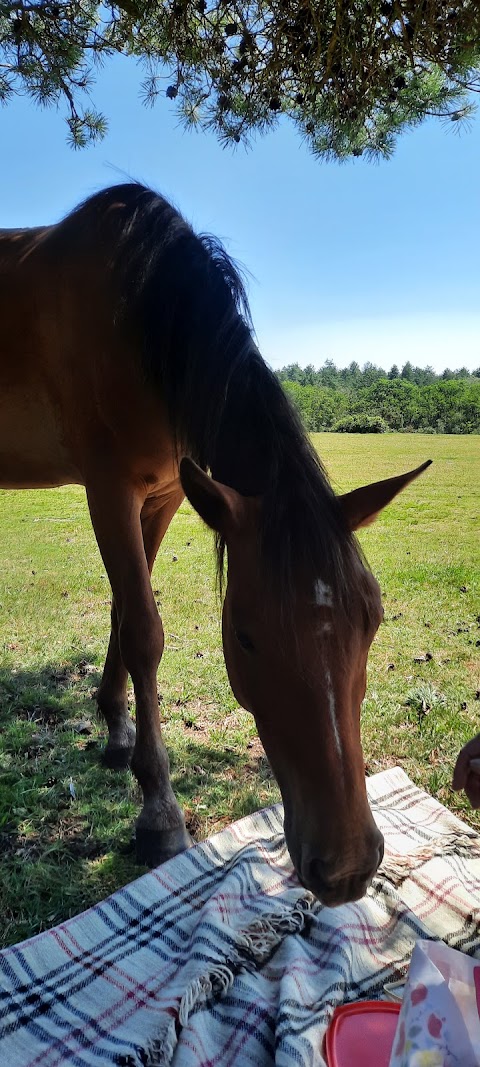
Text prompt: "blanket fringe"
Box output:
[[379, 833, 480, 886], [118, 834, 480, 1065], [130, 894, 315, 1067]]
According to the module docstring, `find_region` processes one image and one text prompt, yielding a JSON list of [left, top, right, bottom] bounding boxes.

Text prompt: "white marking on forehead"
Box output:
[[325, 666, 343, 760], [317, 621, 332, 635], [314, 579, 334, 608]]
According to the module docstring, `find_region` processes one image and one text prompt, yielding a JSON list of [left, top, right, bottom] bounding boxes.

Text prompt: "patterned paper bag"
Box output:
[[389, 940, 480, 1067]]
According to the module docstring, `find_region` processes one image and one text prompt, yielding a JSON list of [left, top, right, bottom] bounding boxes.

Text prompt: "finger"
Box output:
[[452, 735, 480, 790], [465, 778, 480, 809], [452, 748, 470, 790]]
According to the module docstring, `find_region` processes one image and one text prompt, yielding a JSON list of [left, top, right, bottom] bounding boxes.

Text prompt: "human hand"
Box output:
[[452, 733, 480, 808]]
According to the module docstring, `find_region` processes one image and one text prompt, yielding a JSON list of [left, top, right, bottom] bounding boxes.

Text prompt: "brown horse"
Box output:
[[0, 183, 431, 906]]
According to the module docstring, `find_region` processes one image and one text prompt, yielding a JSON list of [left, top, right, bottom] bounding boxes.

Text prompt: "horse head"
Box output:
[[181, 457, 431, 906]]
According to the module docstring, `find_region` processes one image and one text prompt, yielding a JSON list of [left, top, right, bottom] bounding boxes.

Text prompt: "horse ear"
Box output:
[[179, 457, 241, 534], [339, 460, 432, 531]]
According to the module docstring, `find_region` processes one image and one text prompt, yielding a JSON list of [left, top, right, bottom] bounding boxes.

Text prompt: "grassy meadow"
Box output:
[[0, 432, 479, 947]]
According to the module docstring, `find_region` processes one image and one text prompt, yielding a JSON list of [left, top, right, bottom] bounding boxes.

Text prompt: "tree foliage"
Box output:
[[0, 0, 479, 155], [278, 362, 480, 432], [333, 413, 389, 433]]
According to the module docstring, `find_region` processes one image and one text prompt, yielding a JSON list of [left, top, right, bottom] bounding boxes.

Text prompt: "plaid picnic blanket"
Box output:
[[1, 767, 480, 1067]]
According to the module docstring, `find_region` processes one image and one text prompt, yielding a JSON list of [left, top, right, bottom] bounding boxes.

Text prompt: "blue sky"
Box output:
[[2, 54, 479, 373]]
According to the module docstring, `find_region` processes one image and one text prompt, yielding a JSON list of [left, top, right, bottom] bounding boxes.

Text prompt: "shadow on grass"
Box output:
[[0, 656, 137, 945], [0, 655, 276, 946], [0, 652, 102, 723]]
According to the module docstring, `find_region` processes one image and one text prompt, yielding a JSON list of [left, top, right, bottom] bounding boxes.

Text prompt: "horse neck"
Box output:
[[0, 227, 48, 265]]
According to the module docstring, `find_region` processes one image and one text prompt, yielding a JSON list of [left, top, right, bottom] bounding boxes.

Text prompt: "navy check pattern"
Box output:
[[1, 768, 480, 1066]]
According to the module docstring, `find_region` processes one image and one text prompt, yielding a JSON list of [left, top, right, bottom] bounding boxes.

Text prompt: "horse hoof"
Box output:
[[101, 744, 135, 770], [135, 826, 193, 868]]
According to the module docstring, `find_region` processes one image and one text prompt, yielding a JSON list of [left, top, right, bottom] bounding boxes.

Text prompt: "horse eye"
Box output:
[[235, 629, 255, 653]]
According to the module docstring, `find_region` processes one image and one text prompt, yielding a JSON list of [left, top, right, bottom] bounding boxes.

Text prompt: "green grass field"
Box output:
[[0, 433, 479, 947]]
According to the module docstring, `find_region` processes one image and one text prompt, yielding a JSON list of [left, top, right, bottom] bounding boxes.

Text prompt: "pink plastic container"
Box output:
[[324, 1000, 401, 1067]]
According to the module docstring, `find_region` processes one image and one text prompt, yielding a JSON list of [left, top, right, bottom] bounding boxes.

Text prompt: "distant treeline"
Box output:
[[277, 361, 480, 433]]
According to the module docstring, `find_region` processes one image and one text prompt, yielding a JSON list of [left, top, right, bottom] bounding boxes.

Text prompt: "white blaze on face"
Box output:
[[314, 579, 333, 634], [325, 665, 343, 759], [314, 578, 333, 608], [313, 579, 342, 756]]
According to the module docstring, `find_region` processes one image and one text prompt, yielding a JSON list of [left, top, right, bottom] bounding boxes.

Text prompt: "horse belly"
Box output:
[[0, 389, 81, 489]]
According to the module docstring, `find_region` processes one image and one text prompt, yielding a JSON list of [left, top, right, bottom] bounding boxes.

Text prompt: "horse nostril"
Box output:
[[301, 856, 329, 891]]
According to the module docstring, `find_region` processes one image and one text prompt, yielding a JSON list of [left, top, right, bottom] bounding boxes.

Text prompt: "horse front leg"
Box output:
[[87, 478, 191, 867], [97, 600, 136, 769], [97, 490, 184, 771]]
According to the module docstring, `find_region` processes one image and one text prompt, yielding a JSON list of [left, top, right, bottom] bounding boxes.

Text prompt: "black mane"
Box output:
[[66, 183, 366, 607]]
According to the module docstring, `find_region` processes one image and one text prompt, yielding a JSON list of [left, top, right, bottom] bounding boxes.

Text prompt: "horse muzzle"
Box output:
[[297, 831, 384, 906]]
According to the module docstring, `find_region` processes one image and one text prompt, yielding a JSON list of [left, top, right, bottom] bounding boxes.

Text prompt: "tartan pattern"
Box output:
[[1, 767, 480, 1066]]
